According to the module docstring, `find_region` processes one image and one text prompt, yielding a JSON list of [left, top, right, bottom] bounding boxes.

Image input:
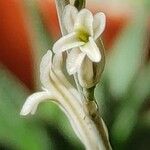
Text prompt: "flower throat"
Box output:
[[75, 28, 90, 43]]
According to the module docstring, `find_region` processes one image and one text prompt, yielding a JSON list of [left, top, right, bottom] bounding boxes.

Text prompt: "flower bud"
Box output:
[[78, 39, 105, 88]]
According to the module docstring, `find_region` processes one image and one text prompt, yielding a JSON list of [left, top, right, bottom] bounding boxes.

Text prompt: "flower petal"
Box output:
[[52, 53, 63, 71], [40, 50, 52, 74], [78, 56, 94, 88], [74, 9, 93, 36], [52, 52, 82, 104], [80, 37, 101, 62], [40, 50, 52, 88], [66, 48, 86, 75], [63, 4, 78, 33], [93, 12, 106, 40], [20, 92, 54, 116], [53, 32, 85, 53]]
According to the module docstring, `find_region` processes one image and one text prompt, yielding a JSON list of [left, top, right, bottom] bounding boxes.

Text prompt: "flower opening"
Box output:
[[75, 27, 90, 43]]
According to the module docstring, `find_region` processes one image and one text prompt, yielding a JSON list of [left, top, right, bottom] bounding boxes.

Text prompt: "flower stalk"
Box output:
[[21, 0, 112, 149], [55, 0, 112, 149]]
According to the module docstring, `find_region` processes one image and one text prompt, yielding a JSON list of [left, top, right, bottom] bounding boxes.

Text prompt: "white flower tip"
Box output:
[[93, 54, 101, 63], [53, 32, 85, 54], [20, 103, 37, 116], [20, 111, 28, 116], [20, 92, 53, 117], [20, 105, 30, 116], [93, 12, 106, 40], [100, 12, 106, 27], [79, 8, 93, 17], [53, 42, 59, 53], [99, 12, 106, 19], [63, 4, 78, 33], [20, 95, 38, 116]]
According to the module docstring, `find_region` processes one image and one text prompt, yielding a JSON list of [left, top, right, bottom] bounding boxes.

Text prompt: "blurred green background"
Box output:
[[0, 0, 150, 150]]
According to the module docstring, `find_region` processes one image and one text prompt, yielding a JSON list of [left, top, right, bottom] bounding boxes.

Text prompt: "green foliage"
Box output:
[[95, 7, 150, 150], [0, 67, 51, 150], [105, 12, 147, 97]]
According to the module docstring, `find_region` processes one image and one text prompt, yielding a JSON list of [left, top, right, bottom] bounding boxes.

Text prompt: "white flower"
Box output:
[[20, 50, 82, 116], [53, 4, 106, 75], [77, 40, 105, 88], [20, 50, 105, 150]]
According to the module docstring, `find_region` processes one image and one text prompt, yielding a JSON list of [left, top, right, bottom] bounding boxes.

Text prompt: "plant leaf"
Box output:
[[105, 12, 148, 97], [0, 66, 52, 150]]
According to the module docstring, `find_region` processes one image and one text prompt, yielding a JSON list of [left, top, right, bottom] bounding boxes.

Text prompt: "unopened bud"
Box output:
[[78, 39, 105, 89]]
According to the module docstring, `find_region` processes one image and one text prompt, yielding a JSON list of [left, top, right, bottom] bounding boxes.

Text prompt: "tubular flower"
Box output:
[[53, 4, 106, 75], [20, 50, 82, 116], [20, 50, 106, 150]]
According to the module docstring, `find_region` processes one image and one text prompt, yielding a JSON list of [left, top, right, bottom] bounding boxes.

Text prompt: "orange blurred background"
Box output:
[[0, 0, 133, 90]]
